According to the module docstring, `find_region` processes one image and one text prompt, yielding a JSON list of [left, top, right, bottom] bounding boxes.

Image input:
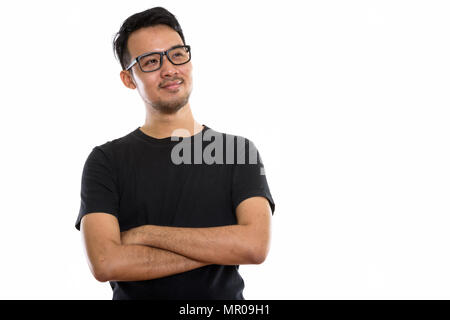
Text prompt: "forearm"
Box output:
[[101, 243, 210, 282], [124, 225, 257, 265]]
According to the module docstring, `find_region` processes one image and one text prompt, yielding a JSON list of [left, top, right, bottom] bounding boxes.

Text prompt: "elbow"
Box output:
[[93, 269, 109, 283], [92, 262, 114, 282], [246, 224, 271, 265], [90, 251, 118, 283], [91, 261, 113, 283], [250, 245, 269, 265], [252, 252, 267, 265]]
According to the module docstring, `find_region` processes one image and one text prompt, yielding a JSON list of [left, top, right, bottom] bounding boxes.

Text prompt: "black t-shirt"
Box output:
[[75, 124, 275, 300]]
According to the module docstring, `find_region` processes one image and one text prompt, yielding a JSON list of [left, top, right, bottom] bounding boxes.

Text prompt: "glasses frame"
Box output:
[[125, 45, 191, 73]]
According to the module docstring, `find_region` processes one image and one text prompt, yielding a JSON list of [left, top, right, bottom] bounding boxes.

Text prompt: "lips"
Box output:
[[161, 80, 183, 89]]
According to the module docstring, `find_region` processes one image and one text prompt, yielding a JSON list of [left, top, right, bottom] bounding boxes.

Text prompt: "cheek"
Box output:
[[182, 69, 193, 85], [136, 76, 159, 96], [181, 64, 192, 78]]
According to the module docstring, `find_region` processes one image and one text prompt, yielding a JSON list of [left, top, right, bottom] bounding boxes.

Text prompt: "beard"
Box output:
[[150, 86, 191, 115]]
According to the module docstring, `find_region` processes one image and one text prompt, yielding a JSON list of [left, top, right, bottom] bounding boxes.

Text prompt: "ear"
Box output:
[[120, 70, 137, 89]]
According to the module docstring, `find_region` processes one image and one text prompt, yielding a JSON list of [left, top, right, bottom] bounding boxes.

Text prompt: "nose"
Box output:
[[159, 53, 178, 77]]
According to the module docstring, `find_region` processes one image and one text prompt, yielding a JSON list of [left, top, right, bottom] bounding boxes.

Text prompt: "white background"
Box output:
[[0, 0, 449, 299]]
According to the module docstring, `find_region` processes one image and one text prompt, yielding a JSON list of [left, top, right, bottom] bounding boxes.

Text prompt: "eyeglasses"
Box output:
[[125, 45, 191, 72]]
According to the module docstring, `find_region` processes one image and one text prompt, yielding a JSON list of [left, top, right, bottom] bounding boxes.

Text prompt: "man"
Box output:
[[75, 7, 275, 300]]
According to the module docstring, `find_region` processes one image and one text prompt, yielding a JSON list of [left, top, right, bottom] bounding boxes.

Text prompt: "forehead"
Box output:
[[127, 25, 184, 58]]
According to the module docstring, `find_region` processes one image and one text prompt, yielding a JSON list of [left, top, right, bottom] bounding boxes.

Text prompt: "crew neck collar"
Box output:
[[132, 124, 209, 146]]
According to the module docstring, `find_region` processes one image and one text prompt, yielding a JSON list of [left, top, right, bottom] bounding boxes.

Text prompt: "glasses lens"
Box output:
[[169, 46, 190, 65], [138, 46, 190, 72], [139, 53, 161, 72]]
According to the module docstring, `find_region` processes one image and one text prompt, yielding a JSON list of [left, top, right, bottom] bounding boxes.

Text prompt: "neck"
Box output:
[[140, 102, 203, 139]]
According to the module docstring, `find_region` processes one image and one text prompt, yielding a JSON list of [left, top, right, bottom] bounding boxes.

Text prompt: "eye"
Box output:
[[145, 59, 158, 65]]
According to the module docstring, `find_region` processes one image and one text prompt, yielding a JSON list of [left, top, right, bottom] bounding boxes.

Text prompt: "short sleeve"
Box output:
[[75, 146, 120, 231], [231, 139, 275, 215]]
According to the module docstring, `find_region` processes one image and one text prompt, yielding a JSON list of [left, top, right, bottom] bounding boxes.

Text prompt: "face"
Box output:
[[120, 25, 193, 114]]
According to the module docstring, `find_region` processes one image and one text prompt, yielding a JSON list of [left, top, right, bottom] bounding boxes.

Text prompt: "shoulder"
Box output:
[[88, 129, 138, 165]]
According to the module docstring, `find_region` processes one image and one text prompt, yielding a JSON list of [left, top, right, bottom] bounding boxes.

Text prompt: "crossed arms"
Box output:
[[80, 196, 272, 282]]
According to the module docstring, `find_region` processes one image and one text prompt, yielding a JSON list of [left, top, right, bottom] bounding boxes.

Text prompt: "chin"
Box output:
[[151, 97, 189, 114]]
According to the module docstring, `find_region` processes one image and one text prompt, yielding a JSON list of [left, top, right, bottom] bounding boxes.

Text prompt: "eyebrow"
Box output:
[[167, 44, 184, 50], [141, 44, 185, 56]]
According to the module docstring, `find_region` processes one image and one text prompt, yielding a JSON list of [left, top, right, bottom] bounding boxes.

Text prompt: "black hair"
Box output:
[[112, 7, 186, 71]]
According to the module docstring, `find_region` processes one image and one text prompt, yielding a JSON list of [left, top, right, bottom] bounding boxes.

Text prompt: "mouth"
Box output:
[[161, 80, 183, 90]]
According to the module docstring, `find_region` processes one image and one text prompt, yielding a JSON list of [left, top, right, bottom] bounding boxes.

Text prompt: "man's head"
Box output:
[[113, 7, 192, 115]]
